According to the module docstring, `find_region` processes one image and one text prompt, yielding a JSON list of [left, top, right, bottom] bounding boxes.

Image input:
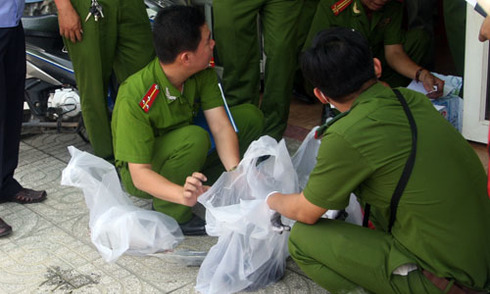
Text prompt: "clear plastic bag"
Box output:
[[196, 136, 299, 294], [291, 126, 321, 190], [61, 146, 184, 262]]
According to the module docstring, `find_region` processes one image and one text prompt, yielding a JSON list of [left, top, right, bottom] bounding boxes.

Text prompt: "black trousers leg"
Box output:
[[0, 24, 26, 199]]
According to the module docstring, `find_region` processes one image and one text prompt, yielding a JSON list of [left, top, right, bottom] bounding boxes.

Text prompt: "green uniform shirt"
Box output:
[[304, 83, 490, 290], [305, 0, 404, 58], [112, 58, 223, 164]]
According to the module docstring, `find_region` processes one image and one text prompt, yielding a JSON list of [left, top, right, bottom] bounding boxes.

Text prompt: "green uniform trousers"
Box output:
[[443, 0, 466, 78], [119, 103, 264, 223], [213, 0, 302, 141], [293, 0, 319, 95], [64, 0, 154, 159], [289, 220, 443, 294]]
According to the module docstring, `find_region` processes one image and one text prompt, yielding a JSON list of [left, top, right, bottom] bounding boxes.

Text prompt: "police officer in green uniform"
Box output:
[[267, 28, 490, 293], [405, 0, 466, 81], [112, 6, 264, 236], [213, 0, 302, 140], [55, 0, 154, 160], [304, 0, 445, 97]]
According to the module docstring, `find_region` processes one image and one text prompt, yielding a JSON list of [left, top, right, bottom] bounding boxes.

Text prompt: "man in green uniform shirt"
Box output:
[[267, 28, 490, 293], [304, 0, 445, 98], [55, 0, 154, 160], [112, 6, 263, 236]]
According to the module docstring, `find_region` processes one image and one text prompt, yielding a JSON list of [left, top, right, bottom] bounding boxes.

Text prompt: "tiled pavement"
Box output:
[[0, 130, 328, 294]]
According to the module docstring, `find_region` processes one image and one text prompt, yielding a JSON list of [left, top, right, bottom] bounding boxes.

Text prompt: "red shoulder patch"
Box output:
[[139, 84, 160, 113], [331, 0, 353, 16]]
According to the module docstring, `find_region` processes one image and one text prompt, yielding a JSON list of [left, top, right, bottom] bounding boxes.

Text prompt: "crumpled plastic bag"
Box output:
[[195, 136, 299, 294], [61, 146, 184, 262], [291, 127, 363, 226], [291, 126, 321, 190]]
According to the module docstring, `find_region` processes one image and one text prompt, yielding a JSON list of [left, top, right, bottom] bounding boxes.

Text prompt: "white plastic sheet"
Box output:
[[196, 136, 299, 294], [61, 146, 184, 262]]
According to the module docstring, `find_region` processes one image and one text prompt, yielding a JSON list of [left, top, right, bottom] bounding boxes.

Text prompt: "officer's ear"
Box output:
[[373, 57, 382, 79], [178, 51, 192, 66], [313, 88, 330, 104]]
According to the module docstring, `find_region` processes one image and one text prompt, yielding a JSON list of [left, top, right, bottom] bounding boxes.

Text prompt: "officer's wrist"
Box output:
[[415, 68, 425, 82]]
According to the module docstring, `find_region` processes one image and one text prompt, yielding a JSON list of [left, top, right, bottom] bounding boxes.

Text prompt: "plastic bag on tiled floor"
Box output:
[[61, 146, 184, 262], [195, 136, 299, 294]]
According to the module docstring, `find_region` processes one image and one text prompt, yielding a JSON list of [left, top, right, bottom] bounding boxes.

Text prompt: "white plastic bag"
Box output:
[[61, 146, 184, 262], [196, 136, 299, 294], [291, 127, 363, 226], [291, 126, 321, 190]]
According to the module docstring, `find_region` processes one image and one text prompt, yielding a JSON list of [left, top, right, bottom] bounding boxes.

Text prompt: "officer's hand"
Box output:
[[420, 70, 445, 99], [266, 191, 291, 234], [57, 2, 83, 43], [182, 172, 208, 206], [270, 211, 291, 234], [480, 16, 490, 42]]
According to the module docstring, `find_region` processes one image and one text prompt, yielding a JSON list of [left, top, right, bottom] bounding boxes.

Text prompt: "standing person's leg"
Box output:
[[64, 0, 117, 159], [0, 26, 24, 200], [444, 0, 466, 78], [0, 27, 20, 237], [113, 0, 154, 84], [289, 220, 442, 294], [213, 0, 262, 107], [260, 0, 302, 140], [293, 0, 319, 103]]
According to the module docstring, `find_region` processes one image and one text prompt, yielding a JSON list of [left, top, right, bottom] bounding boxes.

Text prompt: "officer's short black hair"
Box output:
[[152, 6, 206, 64], [300, 27, 376, 101]]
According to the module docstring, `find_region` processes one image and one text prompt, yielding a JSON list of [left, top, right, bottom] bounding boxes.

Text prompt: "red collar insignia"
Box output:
[[139, 84, 160, 113], [331, 0, 353, 16]]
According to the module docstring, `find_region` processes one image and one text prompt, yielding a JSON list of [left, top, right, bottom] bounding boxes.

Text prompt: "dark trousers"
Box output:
[[0, 24, 25, 199]]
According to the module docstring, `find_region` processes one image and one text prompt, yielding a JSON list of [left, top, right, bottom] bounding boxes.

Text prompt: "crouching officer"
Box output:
[[111, 6, 264, 236], [304, 0, 444, 98], [267, 27, 490, 293]]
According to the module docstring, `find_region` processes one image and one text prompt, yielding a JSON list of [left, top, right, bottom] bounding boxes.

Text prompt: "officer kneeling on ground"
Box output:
[[111, 6, 264, 236], [267, 27, 490, 294]]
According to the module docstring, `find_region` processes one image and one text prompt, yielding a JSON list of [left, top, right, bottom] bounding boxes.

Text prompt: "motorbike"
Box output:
[[21, 0, 187, 140]]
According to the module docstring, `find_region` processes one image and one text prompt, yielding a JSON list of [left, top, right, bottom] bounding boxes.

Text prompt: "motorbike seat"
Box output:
[[22, 15, 59, 39]]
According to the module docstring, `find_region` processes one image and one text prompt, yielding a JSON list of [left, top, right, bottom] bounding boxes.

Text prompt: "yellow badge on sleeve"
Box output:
[[139, 84, 160, 113]]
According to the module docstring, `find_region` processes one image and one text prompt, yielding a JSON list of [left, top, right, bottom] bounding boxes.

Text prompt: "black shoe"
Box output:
[[179, 214, 207, 236]]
